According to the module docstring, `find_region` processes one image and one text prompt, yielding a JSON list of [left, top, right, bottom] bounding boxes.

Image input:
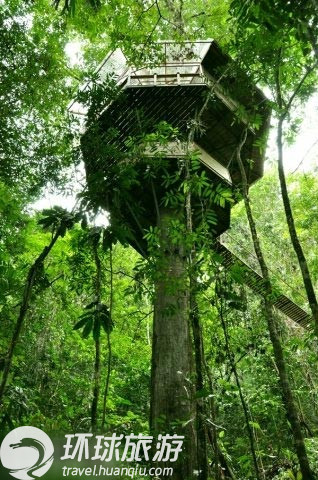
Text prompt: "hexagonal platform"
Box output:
[[79, 41, 271, 249]]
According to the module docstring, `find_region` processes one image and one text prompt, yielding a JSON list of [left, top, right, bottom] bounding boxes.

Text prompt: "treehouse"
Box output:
[[76, 40, 272, 479], [78, 40, 271, 248]]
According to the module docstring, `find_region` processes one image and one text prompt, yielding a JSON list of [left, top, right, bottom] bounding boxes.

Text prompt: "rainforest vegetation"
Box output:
[[1, 1, 318, 479]]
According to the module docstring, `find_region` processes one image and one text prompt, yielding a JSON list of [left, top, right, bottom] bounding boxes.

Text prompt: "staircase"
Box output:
[[214, 241, 311, 328]]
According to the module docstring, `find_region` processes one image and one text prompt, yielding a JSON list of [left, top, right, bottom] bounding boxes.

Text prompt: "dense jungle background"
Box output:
[[1, 0, 318, 479]]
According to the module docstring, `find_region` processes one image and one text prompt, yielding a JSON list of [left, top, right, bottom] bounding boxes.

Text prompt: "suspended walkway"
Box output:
[[214, 240, 311, 329]]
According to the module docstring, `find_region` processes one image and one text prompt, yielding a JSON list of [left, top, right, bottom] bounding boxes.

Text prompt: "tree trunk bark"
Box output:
[[102, 247, 113, 428], [150, 207, 196, 480], [101, 332, 112, 428], [190, 288, 208, 480], [91, 238, 102, 432], [91, 338, 101, 433]]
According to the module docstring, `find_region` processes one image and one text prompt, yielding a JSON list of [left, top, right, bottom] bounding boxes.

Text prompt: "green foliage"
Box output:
[[38, 206, 83, 237], [0, 0, 76, 196], [53, 0, 101, 16], [229, 0, 318, 117], [1, 2, 318, 479], [76, 74, 122, 127], [74, 301, 113, 340]]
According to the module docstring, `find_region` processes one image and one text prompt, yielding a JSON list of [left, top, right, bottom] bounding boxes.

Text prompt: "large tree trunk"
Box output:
[[150, 207, 196, 480]]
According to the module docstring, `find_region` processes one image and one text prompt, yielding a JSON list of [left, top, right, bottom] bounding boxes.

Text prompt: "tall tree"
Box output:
[[0, 207, 80, 405], [230, 0, 318, 336], [73, 227, 113, 431], [150, 207, 197, 480], [0, 0, 75, 197], [236, 131, 314, 479]]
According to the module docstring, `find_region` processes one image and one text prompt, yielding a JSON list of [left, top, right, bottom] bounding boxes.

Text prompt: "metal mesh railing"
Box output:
[[69, 41, 213, 114], [219, 225, 311, 314]]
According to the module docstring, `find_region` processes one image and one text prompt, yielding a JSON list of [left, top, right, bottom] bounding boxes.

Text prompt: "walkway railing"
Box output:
[[214, 240, 311, 328]]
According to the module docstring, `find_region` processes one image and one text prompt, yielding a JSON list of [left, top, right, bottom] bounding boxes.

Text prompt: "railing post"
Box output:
[[126, 67, 131, 86]]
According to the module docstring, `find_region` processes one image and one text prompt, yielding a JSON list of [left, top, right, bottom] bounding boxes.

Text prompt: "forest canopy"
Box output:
[[0, 1, 318, 480]]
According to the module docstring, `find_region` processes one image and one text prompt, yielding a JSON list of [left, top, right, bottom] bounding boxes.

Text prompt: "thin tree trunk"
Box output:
[[101, 333, 112, 428], [0, 228, 61, 405], [236, 130, 314, 479], [185, 148, 208, 479], [276, 115, 318, 336], [274, 58, 318, 336], [217, 289, 261, 480], [91, 338, 101, 433], [202, 356, 221, 479], [207, 427, 237, 480], [91, 240, 102, 432], [162, 0, 185, 35], [190, 288, 208, 480], [101, 247, 113, 428]]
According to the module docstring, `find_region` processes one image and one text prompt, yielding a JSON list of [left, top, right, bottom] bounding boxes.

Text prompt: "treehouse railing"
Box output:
[[69, 41, 211, 115], [127, 69, 204, 87]]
